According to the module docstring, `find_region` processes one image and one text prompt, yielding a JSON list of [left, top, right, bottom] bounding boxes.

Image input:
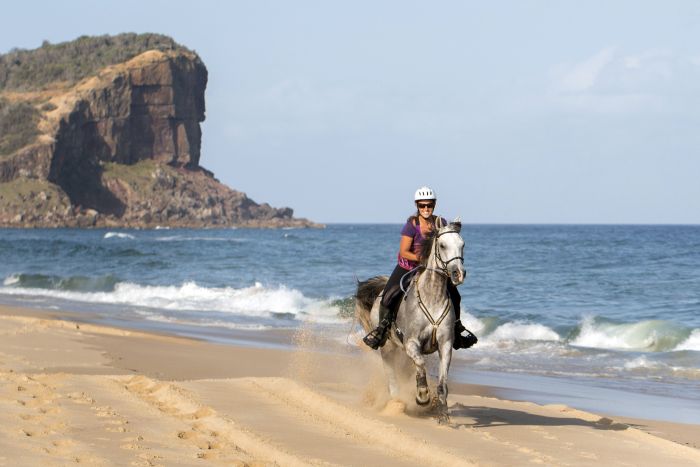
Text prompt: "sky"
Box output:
[[2, 1, 700, 224]]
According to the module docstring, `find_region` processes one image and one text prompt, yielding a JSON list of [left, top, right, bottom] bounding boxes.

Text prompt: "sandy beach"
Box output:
[[0, 305, 698, 466]]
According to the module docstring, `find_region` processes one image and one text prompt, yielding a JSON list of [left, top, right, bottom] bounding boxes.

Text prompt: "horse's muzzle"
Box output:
[[450, 266, 465, 286]]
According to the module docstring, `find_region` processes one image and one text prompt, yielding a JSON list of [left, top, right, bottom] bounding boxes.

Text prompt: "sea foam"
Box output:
[[104, 232, 136, 240], [3, 275, 20, 286], [675, 329, 700, 351], [485, 322, 561, 342], [0, 279, 342, 323], [571, 316, 688, 352]]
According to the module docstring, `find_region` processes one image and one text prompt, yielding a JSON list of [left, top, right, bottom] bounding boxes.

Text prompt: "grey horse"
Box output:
[[356, 220, 465, 423]]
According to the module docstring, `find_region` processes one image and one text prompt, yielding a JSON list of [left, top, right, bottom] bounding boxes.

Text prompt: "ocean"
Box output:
[[1, 225, 698, 423]]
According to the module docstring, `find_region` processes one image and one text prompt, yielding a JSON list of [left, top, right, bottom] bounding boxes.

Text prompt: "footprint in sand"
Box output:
[[120, 442, 145, 450], [46, 439, 77, 456], [106, 425, 129, 433], [67, 391, 95, 405], [52, 439, 75, 448], [119, 434, 152, 465], [121, 435, 145, 443], [93, 405, 118, 417], [191, 407, 214, 419], [176, 427, 228, 462], [177, 430, 197, 440], [133, 452, 164, 466], [38, 406, 61, 415]]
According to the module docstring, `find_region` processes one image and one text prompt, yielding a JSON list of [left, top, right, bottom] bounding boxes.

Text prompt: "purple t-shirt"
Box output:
[[397, 217, 447, 270]]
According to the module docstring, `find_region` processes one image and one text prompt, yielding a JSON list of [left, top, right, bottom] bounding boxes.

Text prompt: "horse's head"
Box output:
[[431, 218, 466, 286]]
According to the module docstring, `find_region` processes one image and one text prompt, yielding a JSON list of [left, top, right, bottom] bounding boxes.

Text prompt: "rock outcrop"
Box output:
[[0, 37, 320, 228]]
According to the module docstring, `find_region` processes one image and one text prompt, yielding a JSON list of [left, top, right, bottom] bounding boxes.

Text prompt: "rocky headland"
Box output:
[[0, 34, 320, 228]]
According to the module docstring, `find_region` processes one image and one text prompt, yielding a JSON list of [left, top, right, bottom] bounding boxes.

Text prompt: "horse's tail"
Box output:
[[354, 275, 388, 332]]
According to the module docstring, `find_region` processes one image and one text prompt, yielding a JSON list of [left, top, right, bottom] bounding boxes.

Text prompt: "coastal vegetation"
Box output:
[[0, 98, 40, 156], [0, 33, 191, 92], [0, 33, 193, 157], [0, 178, 68, 216]]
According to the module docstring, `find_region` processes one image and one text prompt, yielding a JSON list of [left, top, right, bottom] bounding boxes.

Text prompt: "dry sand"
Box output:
[[0, 305, 698, 466]]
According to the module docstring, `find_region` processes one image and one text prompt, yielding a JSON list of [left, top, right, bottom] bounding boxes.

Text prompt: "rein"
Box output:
[[412, 227, 464, 349], [415, 283, 451, 349]]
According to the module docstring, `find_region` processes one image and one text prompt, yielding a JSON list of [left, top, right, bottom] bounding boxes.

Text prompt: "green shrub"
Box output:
[[40, 102, 57, 111], [0, 33, 193, 92], [0, 98, 40, 156]]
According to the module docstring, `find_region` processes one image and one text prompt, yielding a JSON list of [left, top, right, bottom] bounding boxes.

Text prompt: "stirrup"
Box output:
[[363, 319, 390, 350], [453, 326, 478, 350]]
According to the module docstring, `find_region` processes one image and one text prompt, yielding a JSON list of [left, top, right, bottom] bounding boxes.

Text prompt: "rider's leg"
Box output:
[[448, 283, 478, 350], [363, 265, 405, 349], [362, 302, 394, 350]]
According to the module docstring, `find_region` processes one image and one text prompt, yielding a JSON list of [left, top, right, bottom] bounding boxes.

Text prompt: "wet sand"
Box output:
[[0, 305, 698, 466]]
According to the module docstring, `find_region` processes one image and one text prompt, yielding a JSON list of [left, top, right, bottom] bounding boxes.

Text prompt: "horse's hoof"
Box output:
[[415, 396, 431, 406], [415, 391, 431, 406], [415, 385, 431, 406], [437, 413, 450, 425]]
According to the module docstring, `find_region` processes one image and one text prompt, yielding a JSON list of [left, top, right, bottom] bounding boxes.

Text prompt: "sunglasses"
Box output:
[[417, 203, 435, 209]]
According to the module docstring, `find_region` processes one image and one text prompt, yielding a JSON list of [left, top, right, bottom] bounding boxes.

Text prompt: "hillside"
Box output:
[[0, 33, 319, 228]]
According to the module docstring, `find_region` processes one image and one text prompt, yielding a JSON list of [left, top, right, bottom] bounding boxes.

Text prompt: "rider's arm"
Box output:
[[399, 235, 420, 262]]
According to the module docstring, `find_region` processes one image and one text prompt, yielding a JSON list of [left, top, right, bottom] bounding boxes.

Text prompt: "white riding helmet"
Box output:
[[414, 186, 436, 201]]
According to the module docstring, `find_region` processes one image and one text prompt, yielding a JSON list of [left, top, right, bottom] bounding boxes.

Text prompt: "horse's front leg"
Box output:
[[405, 340, 430, 406], [436, 340, 453, 424], [380, 344, 400, 399]]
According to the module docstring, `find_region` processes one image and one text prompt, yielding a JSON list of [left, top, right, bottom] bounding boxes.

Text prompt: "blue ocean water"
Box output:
[[1, 225, 698, 422]]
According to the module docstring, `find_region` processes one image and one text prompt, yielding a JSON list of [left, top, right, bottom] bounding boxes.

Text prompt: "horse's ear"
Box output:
[[436, 216, 443, 229], [451, 216, 462, 232]]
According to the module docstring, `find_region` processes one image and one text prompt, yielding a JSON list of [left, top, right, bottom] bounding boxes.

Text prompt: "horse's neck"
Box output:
[[416, 249, 449, 304]]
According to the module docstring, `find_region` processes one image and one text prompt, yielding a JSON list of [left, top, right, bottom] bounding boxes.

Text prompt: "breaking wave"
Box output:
[[0, 275, 343, 323], [570, 316, 693, 352], [3, 273, 120, 292], [485, 322, 560, 342], [2, 272, 698, 352], [104, 232, 136, 240], [675, 329, 700, 351], [460, 313, 697, 353]]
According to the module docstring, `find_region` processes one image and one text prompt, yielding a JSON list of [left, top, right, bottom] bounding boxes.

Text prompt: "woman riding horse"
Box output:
[[363, 186, 478, 350]]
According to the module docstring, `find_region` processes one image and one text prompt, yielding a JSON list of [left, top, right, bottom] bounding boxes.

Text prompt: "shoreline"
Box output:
[[4, 299, 698, 426], [0, 304, 698, 465]]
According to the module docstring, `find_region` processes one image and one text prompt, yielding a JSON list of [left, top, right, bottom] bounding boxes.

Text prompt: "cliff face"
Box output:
[[44, 50, 208, 217], [0, 44, 319, 228]]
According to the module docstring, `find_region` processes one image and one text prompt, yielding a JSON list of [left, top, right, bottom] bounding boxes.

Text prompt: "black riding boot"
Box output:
[[453, 320, 478, 350], [363, 304, 392, 349]]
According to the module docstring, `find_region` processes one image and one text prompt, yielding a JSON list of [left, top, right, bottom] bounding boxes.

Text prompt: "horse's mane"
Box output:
[[419, 221, 462, 268], [419, 229, 437, 268]]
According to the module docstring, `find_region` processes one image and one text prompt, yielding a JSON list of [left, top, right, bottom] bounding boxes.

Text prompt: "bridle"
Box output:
[[399, 226, 465, 293], [432, 229, 464, 277], [398, 227, 464, 293]]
